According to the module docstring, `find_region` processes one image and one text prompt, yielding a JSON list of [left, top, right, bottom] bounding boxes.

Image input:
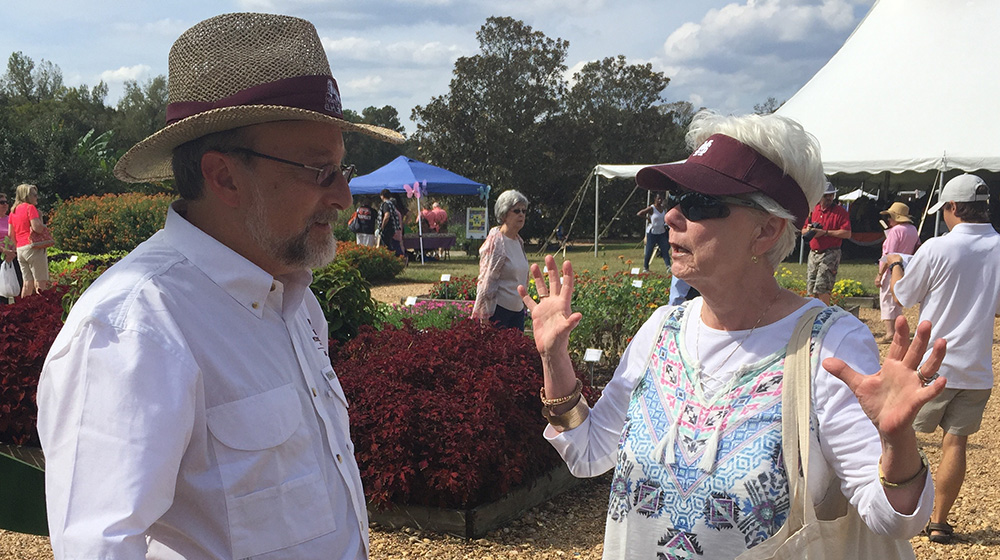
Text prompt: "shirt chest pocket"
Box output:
[[207, 384, 337, 558]]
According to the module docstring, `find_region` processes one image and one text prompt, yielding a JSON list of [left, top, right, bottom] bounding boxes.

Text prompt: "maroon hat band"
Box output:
[[165, 74, 343, 125], [636, 133, 810, 228]]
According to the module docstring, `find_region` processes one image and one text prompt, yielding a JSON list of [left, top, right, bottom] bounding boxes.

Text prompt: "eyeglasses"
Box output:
[[666, 191, 763, 221], [509, 208, 527, 215], [228, 148, 355, 188], [0, 201, 7, 205]]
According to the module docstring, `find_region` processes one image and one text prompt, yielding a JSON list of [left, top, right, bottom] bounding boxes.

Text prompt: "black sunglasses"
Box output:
[[228, 148, 355, 188], [666, 191, 763, 221], [509, 208, 527, 215]]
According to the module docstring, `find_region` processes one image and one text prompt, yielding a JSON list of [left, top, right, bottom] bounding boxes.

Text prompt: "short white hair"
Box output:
[[495, 190, 529, 223], [687, 110, 825, 267]]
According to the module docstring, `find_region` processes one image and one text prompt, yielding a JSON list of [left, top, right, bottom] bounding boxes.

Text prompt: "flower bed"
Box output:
[[332, 319, 594, 511]]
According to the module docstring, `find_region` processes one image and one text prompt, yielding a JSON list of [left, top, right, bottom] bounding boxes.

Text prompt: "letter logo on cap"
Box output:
[[691, 139, 713, 158]]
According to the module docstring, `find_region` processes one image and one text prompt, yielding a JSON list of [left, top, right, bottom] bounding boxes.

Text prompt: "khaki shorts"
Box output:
[[16, 245, 48, 285], [913, 388, 992, 436]]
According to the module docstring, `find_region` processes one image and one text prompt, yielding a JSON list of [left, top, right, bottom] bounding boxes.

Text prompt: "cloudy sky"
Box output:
[[2, 0, 875, 135]]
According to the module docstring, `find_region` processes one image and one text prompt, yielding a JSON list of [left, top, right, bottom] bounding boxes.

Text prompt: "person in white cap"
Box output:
[[37, 13, 402, 560], [887, 173, 999, 544], [801, 181, 851, 304]]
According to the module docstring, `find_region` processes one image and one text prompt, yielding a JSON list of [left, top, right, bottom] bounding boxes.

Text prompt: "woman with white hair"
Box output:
[[521, 111, 944, 558], [472, 189, 530, 330]]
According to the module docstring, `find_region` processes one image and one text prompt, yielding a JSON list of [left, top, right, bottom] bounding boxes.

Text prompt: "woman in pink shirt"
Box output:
[[874, 202, 920, 342], [9, 183, 50, 297]]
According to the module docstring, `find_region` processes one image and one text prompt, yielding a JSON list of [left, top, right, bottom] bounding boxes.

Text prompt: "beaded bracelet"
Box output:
[[541, 394, 590, 432], [878, 450, 928, 489], [539, 378, 583, 407]]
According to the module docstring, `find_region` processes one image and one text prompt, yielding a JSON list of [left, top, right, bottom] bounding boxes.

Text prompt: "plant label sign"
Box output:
[[69, 255, 79, 262], [632, 279, 643, 288], [405, 296, 418, 306], [440, 274, 451, 282], [583, 348, 603, 363], [631, 267, 640, 275]]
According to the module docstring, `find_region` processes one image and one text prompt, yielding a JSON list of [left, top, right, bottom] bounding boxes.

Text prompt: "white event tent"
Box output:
[[777, 0, 1000, 175], [590, 164, 670, 256], [775, 0, 1000, 233]]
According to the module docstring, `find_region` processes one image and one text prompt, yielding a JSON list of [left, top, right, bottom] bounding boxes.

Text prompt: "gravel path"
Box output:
[[3, 286, 997, 559]]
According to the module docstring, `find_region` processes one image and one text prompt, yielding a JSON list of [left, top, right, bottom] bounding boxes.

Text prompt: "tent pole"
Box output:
[[416, 195, 425, 264], [594, 175, 599, 257]]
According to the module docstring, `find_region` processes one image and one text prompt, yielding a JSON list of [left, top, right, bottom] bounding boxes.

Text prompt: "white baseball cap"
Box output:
[[928, 173, 989, 214]]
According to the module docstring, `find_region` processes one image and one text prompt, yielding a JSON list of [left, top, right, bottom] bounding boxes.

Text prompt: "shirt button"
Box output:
[[251, 302, 259, 309], [311, 387, 318, 397], [336, 454, 343, 463]]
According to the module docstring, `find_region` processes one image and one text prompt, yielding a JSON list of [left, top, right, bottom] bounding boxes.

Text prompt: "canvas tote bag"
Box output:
[[737, 307, 915, 560]]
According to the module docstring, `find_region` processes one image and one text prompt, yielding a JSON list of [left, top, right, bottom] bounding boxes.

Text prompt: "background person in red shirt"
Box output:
[[801, 182, 851, 304], [9, 183, 50, 297]]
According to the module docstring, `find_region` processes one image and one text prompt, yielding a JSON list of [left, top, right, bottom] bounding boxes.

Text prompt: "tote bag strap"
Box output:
[[781, 306, 824, 528]]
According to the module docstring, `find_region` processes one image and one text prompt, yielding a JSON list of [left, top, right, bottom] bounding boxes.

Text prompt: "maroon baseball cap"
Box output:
[[636, 133, 810, 228]]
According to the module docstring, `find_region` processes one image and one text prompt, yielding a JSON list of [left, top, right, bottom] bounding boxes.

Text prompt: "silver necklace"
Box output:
[[696, 290, 782, 378]]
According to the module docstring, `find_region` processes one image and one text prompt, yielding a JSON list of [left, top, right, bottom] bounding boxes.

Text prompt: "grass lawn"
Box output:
[[389, 241, 881, 295]]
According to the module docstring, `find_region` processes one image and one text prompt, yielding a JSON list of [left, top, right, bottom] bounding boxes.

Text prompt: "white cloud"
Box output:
[[99, 64, 151, 84], [346, 75, 385, 95], [653, 0, 870, 112], [322, 36, 464, 66]]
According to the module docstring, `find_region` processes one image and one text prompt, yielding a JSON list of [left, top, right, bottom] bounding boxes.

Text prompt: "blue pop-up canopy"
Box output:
[[349, 156, 490, 263], [349, 156, 487, 196]]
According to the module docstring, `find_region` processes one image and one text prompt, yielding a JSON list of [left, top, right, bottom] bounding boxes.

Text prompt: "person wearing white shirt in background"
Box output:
[[888, 173, 1000, 545], [36, 13, 403, 559]]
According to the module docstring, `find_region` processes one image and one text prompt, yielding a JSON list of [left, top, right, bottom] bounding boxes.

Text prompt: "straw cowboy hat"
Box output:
[[114, 12, 404, 183], [880, 201, 913, 223]]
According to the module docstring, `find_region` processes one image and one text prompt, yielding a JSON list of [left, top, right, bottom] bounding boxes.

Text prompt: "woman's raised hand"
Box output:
[[823, 316, 947, 440], [518, 255, 582, 358]]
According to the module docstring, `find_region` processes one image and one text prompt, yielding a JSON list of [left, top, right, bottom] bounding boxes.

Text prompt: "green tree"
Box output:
[[112, 76, 168, 153], [753, 96, 783, 115], [0, 52, 119, 204], [343, 105, 410, 175], [412, 16, 569, 239]]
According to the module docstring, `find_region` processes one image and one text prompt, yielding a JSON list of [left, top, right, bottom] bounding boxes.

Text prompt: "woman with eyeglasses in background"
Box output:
[[0, 192, 22, 303], [472, 189, 530, 331], [522, 111, 944, 559]]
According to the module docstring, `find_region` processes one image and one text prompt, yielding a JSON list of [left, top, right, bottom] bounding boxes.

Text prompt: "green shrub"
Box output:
[[569, 270, 671, 371], [48, 193, 173, 254], [775, 266, 807, 294], [311, 259, 380, 347], [428, 274, 478, 300], [48, 251, 127, 277], [334, 241, 405, 283], [377, 299, 473, 330]]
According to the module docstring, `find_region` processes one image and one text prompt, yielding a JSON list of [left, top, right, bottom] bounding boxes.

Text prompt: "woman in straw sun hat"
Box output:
[[875, 202, 920, 343], [39, 12, 401, 560]]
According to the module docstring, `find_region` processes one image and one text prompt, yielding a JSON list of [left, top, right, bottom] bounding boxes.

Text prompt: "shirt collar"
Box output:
[[162, 201, 313, 318], [948, 222, 994, 235]]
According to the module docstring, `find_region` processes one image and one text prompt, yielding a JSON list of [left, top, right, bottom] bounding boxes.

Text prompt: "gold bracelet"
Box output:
[[542, 394, 590, 432], [879, 450, 928, 489], [540, 378, 583, 407]]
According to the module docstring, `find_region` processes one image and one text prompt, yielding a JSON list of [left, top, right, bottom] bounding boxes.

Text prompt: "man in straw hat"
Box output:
[[874, 201, 919, 343], [886, 173, 1000, 544], [800, 181, 851, 304], [37, 13, 402, 559]]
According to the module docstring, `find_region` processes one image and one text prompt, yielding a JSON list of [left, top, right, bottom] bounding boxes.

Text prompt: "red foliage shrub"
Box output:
[[333, 319, 594, 510], [0, 289, 68, 446]]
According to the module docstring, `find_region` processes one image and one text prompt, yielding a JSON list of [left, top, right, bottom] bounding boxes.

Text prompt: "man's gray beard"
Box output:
[[246, 186, 337, 271]]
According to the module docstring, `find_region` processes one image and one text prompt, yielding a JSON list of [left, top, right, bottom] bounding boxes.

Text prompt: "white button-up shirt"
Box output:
[[37, 204, 367, 559]]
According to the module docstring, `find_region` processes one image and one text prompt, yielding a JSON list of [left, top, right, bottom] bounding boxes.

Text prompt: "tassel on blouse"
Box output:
[[654, 412, 682, 465]]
